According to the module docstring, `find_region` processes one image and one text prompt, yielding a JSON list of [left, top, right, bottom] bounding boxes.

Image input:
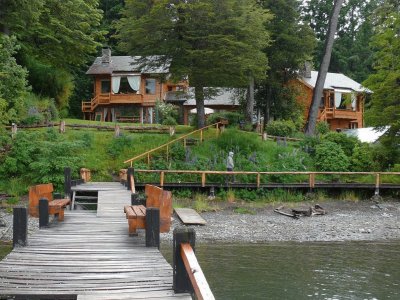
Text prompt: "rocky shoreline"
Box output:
[[161, 200, 400, 244], [1, 200, 399, 244]]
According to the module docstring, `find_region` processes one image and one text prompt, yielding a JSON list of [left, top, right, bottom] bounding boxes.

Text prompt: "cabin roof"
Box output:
[[182, 88, 241, 107], [299, 71, 372, 93], [86, 56, 170, 75]]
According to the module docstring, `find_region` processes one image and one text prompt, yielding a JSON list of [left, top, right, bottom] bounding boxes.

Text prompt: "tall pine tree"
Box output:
[[117, 0, 271, 128]]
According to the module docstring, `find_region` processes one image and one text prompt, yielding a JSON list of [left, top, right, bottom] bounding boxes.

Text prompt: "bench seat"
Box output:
[[124, 205, 146, 235], [123, 185, 172, 235]]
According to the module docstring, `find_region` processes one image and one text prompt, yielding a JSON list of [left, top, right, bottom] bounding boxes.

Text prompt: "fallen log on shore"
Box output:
[[274, 204, 326, 219]]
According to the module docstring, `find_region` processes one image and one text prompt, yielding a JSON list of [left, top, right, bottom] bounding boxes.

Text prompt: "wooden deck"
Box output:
[[0, 183, 191, 299]]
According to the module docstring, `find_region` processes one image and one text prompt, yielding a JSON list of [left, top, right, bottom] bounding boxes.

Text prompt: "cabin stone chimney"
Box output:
[[101, 47, 111, 64], [300, 61, 312, 78]]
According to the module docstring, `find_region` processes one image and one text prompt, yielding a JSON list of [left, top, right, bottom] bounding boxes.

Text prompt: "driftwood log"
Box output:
[[274, 204, 326, 219]]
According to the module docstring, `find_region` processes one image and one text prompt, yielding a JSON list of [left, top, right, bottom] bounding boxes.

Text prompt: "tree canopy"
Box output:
[[363, 1, 400, 156], [117, 0, 272, 128]]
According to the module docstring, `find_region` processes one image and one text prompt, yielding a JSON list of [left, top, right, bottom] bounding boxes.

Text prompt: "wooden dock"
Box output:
[[0, 182, 191, 299]]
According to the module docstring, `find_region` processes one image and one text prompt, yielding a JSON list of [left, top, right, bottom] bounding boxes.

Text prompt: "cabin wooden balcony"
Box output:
[[318, 107, 362, 121], [82, 93, 144, 113]]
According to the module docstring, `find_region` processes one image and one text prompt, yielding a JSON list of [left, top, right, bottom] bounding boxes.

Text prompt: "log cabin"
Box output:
[[293, 66, 372, 130], [82, 47, 188, 123]]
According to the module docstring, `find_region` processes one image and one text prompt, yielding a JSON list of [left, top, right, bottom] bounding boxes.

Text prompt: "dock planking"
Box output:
[[174, 208, 207, 225], [0, 183, 191, 299]]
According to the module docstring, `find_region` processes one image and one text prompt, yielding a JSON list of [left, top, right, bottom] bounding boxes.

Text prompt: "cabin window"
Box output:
[[145, 79, 156, 94], [118, 77, 136, 94], [101, 80, 110, 93]]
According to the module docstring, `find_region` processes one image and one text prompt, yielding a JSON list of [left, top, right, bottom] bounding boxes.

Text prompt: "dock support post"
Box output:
[[127, 167, 133, 191], [39, 198, 49, 228], [13, 207, 27, 248], [145, 208, 160, 248], [173, 227, 195, 294], [64, 167, 71, 199]]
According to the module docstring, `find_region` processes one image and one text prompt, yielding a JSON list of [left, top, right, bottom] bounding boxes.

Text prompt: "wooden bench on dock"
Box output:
[[29, 183, 70, 221], [124, 184, 172, 235]]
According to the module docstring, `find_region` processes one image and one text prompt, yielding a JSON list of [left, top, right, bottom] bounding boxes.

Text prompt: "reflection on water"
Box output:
[[161, 241, 400, 300]]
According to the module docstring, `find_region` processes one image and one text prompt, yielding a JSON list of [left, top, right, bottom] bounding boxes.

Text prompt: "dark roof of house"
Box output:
[[86, 56, 170, 75]]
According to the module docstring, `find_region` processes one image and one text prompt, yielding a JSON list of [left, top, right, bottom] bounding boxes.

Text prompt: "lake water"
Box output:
[[161, 241, 400, 300]]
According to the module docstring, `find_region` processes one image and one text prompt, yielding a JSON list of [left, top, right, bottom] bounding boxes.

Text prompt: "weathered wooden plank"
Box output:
[[0, 201, 190, 299], [175, 208, 207, 225]]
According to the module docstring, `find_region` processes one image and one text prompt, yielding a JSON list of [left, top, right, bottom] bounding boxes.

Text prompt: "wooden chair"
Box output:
[[29, 183, 70, 221]]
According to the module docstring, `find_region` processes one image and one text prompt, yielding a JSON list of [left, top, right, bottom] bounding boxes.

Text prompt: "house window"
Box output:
[[101, 80, 110, 93], [145, 79, 156, 94], [118, 77, 136, 94]]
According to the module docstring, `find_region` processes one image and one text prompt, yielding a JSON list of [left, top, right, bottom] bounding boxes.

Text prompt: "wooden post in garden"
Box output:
[[114, 125, 120, 137], [173, 227, 195, 294], [262, 132, 267, 141], [11, 123, 17, 139], [145, 208, 160, 248], [39, 198, 49, 228], [13, 207, 27, 248], [64, 167, 72, 199], [59, 120, 66, 133]]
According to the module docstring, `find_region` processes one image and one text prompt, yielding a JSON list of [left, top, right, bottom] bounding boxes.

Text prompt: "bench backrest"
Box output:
[[29, 183, 54, 217], [145, 184, 172, 232]]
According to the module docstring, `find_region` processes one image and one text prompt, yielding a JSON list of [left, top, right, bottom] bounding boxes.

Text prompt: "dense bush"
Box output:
[[0, 130, 83, 191], [299, 135, 321, 156], [350, 143, 374, 171], [322, 132, 359, 157], [107, 135, 134, 159], [207, 111, 243, 127], [316, 122, 330, 135], [155, 101, 178, 124], [265, 120, 296, 137], [315, 140, 350, 171]]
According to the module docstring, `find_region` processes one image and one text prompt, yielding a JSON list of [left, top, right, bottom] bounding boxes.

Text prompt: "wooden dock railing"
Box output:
[[173, 228, 215, 300], [124, 122, 225, 167], [132, 169, 400, 193]]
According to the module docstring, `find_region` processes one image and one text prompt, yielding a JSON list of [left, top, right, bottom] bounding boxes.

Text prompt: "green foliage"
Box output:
[[155, 101, 179, 124], [265, 120, 296, 137], [322, 132, 359, 157], [363, 3, 400, 161], [316, 122, 330, 135], [207, 112, 243, 127], [299, 135, 321, 156], [315, 140, 350, 172], [0, 35, 30, 125], [107, 135, 134, 159], [350, 143, 374, 172], [0, 130, 84, 191]]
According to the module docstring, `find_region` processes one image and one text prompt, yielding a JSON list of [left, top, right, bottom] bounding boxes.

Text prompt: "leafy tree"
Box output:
[[305, 0, 344, 136], [117, 0, 271, 128], [363, 1, 400, 162], [1, 0, 103, 112], [0, 35, 29, 124], [256, 0, 315, 125]]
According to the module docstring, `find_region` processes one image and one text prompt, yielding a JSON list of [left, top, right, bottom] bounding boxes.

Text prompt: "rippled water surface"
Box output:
[[161, 241, 400, 300]]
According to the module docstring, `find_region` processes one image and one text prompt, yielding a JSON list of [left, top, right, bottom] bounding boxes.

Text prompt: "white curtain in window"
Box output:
[[127, 75, 141, 92], [112, 76, 121, 94], [334, 92, 342, 108], [351, 93, 356, 110]]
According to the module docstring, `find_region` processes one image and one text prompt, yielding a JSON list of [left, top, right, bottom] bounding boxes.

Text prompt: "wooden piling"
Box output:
[[173, 227, 195, 294], [39, 198, 49, 228], [64, 167, 71, 199], [127, 167, 133, 191], [145, 208, 160, 248], [13, 207, 27, 248]]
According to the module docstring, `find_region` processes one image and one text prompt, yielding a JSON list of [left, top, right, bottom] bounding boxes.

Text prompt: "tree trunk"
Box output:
[[305, 0, 344, 136], [245, 76, 255, 124], [195, 86, 206, 128]]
